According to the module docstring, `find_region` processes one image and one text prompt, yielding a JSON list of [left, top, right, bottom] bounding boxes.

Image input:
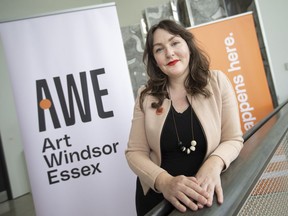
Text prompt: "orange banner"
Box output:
[[189, 13, 273, 133]]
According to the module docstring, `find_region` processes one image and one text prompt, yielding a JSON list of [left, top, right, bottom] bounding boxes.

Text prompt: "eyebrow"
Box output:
[[153, 35, 177, 47]]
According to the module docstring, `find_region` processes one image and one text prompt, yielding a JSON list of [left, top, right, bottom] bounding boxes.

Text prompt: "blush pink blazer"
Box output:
[[125, 70, 244, 194]]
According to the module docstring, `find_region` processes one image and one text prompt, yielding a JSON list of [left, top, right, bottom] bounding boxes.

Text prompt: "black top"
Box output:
[[160, 104, 207, 176], [135, 104, 207, 216]]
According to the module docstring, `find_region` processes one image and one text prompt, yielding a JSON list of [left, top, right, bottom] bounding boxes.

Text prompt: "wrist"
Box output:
[[207, 155, 225, 172], [155, 171, 172, 192]]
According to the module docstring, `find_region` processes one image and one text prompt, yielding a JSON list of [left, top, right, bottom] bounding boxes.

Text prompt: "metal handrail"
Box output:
[[145, 99, 288, 216]]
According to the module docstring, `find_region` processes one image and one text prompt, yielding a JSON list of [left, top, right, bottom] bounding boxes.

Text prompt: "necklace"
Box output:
[[171, 96, 197, 154]]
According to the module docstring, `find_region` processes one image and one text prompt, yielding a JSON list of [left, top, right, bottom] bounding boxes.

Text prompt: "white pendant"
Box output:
[[190, 146, 196, 151], [191, 140, 197, 146], [190, 140, 197, 151], [186, 149, 191, 154]]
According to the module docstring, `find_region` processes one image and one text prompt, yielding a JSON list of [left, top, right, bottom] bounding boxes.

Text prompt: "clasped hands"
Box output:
[[155, 156, 224, 213]]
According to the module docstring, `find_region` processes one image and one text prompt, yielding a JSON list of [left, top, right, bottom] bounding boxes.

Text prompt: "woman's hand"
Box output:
[[195, 155, 225, 207], [155, 172, 210, 212]]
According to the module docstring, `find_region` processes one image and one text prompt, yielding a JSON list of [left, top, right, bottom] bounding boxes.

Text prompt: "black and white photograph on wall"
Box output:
[[143, 2, 176, 30], [177, 0, 193, 27], [224, 0, 253, 16], [121, 24, 147, 98], [180, 0, 228, 27]]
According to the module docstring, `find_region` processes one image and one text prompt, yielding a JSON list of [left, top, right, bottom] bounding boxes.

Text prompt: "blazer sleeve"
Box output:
[[209, 71, 244, 170], [125, 86, 166, 193]]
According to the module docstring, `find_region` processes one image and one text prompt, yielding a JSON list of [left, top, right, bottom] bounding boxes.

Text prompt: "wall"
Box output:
[[107, 0, 169, 26], [255, 0, 288, 104], [0, 0, 168, 27], [0, 42, 29, 199]]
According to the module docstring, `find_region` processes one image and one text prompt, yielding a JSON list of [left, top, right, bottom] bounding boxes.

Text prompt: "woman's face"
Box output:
[[152, 28, 190, 80]]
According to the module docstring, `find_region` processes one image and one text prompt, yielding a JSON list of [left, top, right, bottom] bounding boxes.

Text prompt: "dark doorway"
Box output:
[[0, 134, 11, 203]]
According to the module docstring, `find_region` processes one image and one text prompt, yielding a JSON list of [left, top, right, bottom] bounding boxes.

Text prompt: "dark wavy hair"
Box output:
[[140, 19, 211, 109]]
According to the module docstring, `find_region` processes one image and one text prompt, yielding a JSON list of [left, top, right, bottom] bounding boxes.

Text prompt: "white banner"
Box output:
[[0, 4, 136, 216]]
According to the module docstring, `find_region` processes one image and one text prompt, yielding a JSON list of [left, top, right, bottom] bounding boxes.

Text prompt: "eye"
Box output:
[[171, 41, 180, 46], [154, 47, 163, 53]]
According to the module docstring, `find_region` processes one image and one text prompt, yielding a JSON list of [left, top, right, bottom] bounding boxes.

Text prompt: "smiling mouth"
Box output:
[[167, 60, 179, 66]]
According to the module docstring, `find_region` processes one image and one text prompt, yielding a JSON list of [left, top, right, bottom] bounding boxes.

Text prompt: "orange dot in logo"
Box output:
[[39, 99, 52, 110]]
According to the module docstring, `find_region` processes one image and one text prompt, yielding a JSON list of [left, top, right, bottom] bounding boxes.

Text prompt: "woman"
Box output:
[[125, 19, 243, 215]]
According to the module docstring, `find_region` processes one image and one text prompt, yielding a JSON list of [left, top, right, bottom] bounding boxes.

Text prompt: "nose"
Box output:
[[165, 47, 174, 58]]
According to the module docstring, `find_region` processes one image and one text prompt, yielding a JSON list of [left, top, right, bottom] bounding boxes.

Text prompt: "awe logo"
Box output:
[[36, 68, 114, 132]]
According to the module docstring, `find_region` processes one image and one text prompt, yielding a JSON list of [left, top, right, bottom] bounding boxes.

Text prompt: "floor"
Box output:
[[0, 193, 35, 216]]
